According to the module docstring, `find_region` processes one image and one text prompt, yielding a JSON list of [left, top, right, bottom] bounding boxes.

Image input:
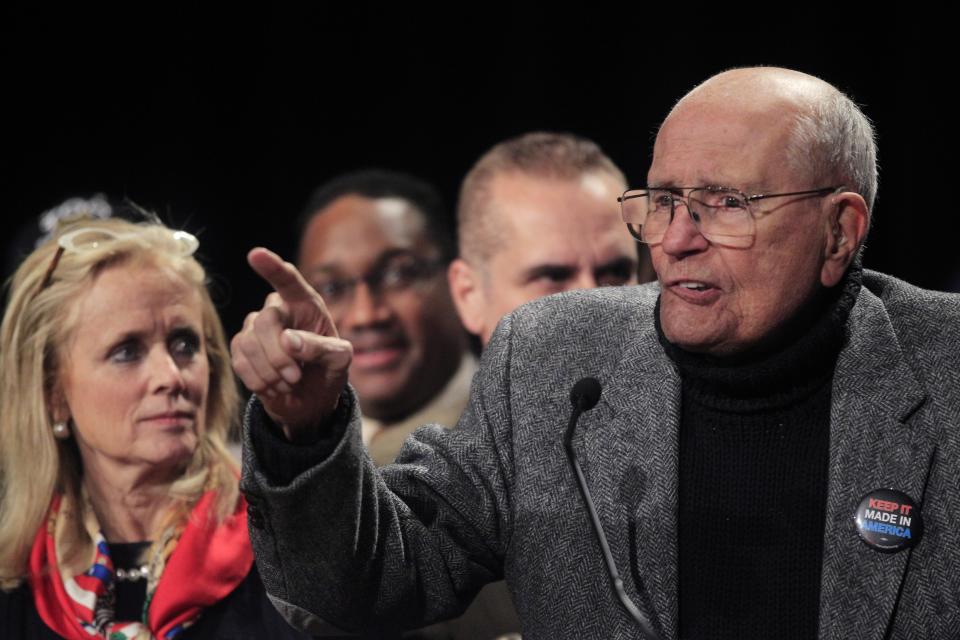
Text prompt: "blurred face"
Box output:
[[457, 171, 638, 345], [299, 195, 465, 421], [56, 263, 209, 480], [649, 98, 833, 356]]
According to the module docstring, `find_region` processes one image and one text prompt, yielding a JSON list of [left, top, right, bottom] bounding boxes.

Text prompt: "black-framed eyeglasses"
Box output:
[[309, 253, 445, 312], [618, 185, 842, 248]]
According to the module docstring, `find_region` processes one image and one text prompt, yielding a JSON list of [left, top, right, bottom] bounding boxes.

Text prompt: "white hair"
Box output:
[[788, 89, 878, 212]]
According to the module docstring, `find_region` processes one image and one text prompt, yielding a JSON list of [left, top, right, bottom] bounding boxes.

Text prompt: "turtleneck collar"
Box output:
[[656, 262, 863, 412]]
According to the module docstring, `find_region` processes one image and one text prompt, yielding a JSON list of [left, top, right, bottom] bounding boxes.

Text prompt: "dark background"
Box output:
[[3, 10, 948, 336]]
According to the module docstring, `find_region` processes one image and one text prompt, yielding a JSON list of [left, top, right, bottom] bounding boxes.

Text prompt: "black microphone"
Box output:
[[570, 376, 602, 412], [563, 377, 662, 640]]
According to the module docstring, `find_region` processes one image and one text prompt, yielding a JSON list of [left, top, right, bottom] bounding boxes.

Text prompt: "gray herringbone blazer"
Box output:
[[242, 271, 960, 639]]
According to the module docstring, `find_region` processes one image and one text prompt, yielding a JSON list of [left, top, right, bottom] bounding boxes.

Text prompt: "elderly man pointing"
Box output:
[[234, 68, 960, 639]]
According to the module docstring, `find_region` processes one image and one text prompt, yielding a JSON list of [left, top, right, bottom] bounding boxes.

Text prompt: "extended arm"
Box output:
[[233, 249, 516, 634]]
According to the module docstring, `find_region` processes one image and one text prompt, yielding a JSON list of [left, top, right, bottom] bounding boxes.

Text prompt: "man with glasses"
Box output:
[[293, 170, 520, 639], [236, 68, 960, 638], [295, 170, 472, 467]]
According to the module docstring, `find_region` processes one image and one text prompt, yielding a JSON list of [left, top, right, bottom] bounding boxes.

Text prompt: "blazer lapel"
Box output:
[[817, 288, 930, 640], [577, 319, 681, 640]]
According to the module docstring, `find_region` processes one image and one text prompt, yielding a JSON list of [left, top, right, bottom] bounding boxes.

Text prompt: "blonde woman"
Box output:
[[0, 218, 309, 639]]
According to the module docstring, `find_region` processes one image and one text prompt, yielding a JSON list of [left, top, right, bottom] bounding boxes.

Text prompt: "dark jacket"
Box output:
[[242, 273, 960, 639]]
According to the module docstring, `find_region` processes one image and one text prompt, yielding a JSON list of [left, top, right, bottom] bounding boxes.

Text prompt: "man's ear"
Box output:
[[448, 258, 488, 338], [821, 191, 870, 287]]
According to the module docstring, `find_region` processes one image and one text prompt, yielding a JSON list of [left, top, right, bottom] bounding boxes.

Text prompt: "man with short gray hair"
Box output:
[[235, 67, 960, 639]]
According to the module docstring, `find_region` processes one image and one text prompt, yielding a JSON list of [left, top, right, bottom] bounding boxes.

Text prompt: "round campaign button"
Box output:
[[854, 488, 923, 553]]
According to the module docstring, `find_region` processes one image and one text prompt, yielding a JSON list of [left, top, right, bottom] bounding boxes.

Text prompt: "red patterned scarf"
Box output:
[[28, 490, 252, 639]]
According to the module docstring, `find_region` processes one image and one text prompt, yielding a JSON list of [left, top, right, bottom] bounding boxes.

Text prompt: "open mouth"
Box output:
[[676, 281, 711, 292], [667, 279, 720, 304]]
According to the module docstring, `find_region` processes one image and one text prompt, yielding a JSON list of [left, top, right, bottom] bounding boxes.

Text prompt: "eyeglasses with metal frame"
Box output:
[[618, 185, 842, 248]]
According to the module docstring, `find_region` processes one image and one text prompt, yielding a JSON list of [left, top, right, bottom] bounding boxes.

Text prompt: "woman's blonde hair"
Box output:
[[0, 216, 240, 587]]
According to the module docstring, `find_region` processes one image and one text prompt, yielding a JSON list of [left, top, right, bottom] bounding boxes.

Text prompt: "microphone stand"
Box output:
[[564, 381, 663, 640]]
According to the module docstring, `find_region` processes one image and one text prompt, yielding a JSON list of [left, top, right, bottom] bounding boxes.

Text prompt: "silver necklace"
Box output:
[[114, 565, 150, 582]]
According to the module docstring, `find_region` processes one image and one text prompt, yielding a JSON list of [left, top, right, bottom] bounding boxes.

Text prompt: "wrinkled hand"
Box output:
[[231, 248, 352, 441]]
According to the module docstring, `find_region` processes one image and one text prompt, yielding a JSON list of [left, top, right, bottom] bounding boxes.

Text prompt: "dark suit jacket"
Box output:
[[242, 271, 960, 639]]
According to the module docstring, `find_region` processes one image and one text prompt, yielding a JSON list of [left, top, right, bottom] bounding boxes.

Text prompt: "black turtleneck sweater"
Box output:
[[659, 268, 862, 640]]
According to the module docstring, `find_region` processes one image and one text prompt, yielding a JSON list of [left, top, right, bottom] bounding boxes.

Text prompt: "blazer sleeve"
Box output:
[[239, 315, 518, 636]]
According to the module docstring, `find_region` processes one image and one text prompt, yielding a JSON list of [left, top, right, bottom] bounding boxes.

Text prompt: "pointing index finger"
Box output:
[[248, 247, 316, 302]]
